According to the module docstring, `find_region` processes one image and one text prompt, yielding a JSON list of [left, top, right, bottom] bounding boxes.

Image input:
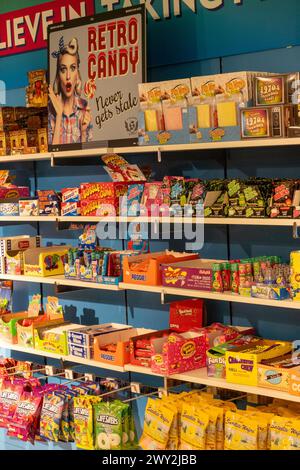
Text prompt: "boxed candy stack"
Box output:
[[0, 235, 41, 275]]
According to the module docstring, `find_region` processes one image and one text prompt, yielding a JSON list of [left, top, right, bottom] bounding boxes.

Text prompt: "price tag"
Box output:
[[45, 365, 55, 376], [158, 387, 168, 399], [130, 382, 141, 394], [84, 373, 95, 382], [64, 369, 75, 380]]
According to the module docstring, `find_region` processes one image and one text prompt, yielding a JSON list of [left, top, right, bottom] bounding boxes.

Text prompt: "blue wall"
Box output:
[[1, 2, 300, 450]]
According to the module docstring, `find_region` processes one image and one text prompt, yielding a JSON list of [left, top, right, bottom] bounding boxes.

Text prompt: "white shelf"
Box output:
[[0, 275, 298, 309], [0, 215, 298, 227], [0, 274, 123, 290], [125, 364, 300, 403], [120, 283, 300, 309], [1, 137, 300, 164], [0, 340, 125, 372], [0, 152, 51, 163]]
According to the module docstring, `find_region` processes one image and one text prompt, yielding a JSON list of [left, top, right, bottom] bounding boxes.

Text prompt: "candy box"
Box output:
[[289, 367, 300, 396], [257, 354, 300, 392], [37, 190, 60, 216], [94, 328, 154, 366], [0, 132, 7, 156], [290, 251, 300, 301], [2, 236, 41, 275], [123, 251, 198, 286], [0, 312, 29, 343], [18, 199, 39, 217], [225, 339, 292, 386], [269, 180, 296, 218], [162, 258, 222, 291], [17, 316, 63, 348], [255, 75, 288, 106], [61, 187, 80, 203], [151, 330, 209, 375], [169, 299, 204, 332], [240, 107, 271, 139], [207, 334, 259, 379], [34, 323, 80, 355], [80, 182, 128, 202], [23, 245, 70, 277], [0, 199, 19, 216], [130, 329, 170, 367], [37, 128, 48, 152], [80, 198, 118, 217], [61, 202, 81, 217], [251, 284, 291, 301], [67, 323, 131, 349], [0, 186, 29, 199]]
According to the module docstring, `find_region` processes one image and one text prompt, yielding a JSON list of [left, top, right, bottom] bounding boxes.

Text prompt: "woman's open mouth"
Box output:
[[66, 82, 72, 92]]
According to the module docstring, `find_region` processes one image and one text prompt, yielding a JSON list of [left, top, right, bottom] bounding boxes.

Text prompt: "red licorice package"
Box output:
[[7, 390, 43, 443], [135, 348, 152, 358], [0, 379, 24, 428], [136, 339, 151, 350]]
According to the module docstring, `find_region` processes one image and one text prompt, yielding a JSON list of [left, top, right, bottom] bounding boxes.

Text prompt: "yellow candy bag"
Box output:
[[270, 416, 300, 450], [224, 410, 258, 450], [179, 403, 209, 450], [139, 398, 175, 450], [73, 396, 101, 450], [237, 410, 271, 451]]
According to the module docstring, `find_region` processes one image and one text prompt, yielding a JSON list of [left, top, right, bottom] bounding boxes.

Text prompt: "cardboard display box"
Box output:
[[258, 354, 300, 392], [23, 245, 70, 277], [17, 317, 64, 348], [93, 328, 154, 366], [123, 251, 198, 286], [0, 312, 28, 343], [34, 323, 80, 355], [151, 330, 209, 376]]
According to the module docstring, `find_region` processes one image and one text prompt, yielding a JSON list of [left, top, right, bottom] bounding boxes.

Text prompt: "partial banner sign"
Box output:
[[0, 0, 95, 57], [48, 5, 146, 151]]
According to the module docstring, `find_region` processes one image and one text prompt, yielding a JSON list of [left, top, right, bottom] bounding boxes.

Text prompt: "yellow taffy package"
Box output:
[[179, 403, 209, 450], [237, 410, 272, 451], [224, 410, 258, 450], [270, 416, 300, 450], [139, 398, 174, 450], [202, 404, 219, 450]]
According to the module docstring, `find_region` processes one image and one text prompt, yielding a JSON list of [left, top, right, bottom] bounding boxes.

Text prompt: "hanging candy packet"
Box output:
[[139, 398, 175, 450], [224, 410, 258, 450], [161, 396, 179, 450], [179, 403, 209, 450], [66, 389, 78, 442], [0, 379, 25, 428], [40, 392, 65, 442], [94, 400, 124, 450], [59, 391, 69, 442], [74, 395, 101, 450], [7, 390, 42, 443]]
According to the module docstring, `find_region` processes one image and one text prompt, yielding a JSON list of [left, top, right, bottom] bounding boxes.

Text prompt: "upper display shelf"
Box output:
[[1, 137, 300, 166]]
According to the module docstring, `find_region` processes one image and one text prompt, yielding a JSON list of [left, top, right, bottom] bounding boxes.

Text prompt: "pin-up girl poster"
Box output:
[[48, 37, 93, 145]]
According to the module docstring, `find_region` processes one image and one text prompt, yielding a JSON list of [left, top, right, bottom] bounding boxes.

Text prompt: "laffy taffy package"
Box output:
[[140, 398, 175, 450], [7, 390, 42, 443], [74, 395, 101, 450]]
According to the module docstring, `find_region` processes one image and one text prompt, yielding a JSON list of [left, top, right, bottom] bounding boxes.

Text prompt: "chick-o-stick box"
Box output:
[[225, 340, 292, 386]]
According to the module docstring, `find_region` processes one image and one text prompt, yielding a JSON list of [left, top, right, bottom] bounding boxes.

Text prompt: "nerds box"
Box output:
[[48, 5, 146, 151]]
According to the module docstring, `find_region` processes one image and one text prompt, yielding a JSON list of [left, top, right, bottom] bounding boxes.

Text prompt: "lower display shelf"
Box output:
[[1, 274, 300, 309], [125, 364, 300, 404], [1, 340, 299, 404]]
